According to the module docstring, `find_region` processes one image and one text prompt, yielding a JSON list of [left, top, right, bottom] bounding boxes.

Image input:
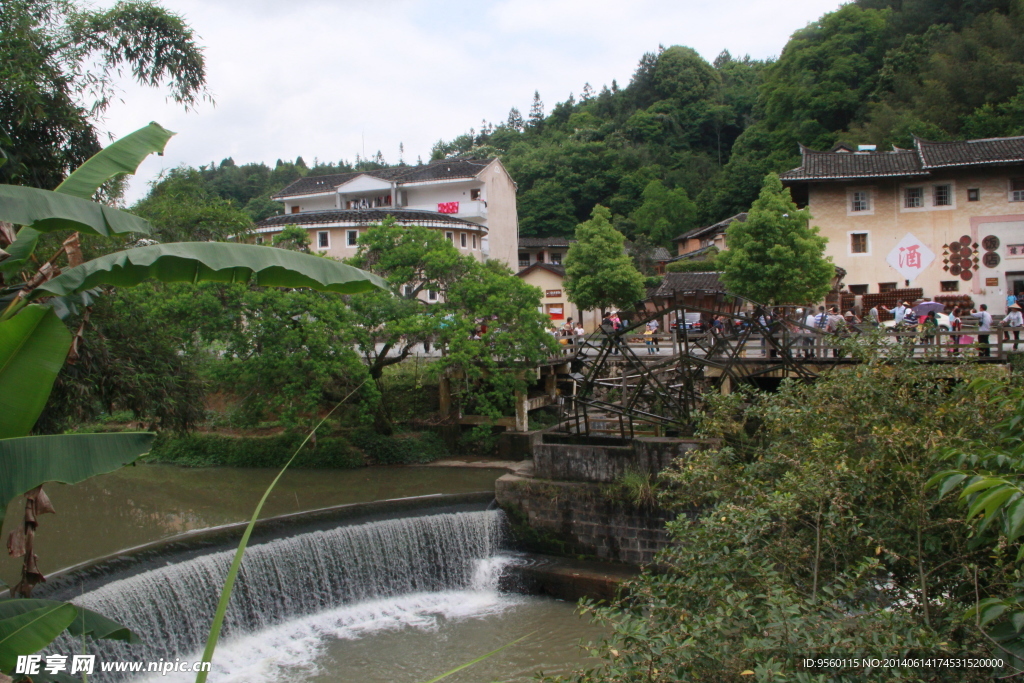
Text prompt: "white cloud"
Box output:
[[96, 0, 844, 203]]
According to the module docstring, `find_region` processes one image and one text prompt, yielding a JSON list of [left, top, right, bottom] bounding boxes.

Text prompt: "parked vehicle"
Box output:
[[671, 312, 706, 337]]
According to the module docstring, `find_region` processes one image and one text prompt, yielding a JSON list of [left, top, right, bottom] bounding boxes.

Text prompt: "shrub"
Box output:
[[148, 433, 363, 469], [349, 428, 449, 465]]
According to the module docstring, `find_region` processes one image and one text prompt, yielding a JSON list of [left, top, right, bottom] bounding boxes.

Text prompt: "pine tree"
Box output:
[[528, 91, 545, 129], [564, 205, 647, 314], [581, 82, 595, 101], [506, 107, 524, 132], [717, 173, 834, 305]]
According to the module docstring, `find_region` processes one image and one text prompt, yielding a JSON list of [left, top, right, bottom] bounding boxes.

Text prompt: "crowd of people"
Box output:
[[537, 294, 1024, 360]]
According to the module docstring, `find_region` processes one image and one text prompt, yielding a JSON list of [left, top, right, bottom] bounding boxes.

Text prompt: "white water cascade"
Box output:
[[60, 510, 509, 681]]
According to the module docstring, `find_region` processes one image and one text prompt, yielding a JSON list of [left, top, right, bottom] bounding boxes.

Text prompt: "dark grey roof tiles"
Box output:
[[781, 146, 927, 181], [916, 136, 1024, 168], [783, 135, 1024, 182], [673, 213, 747, 242], [273, 158, 495, 198], [255, 209, 479, 229], [652, 272, 724, 297]]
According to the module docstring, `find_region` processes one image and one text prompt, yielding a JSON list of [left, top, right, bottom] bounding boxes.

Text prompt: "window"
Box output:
[[445, 232, 454, 243], [940, 281, 960, 292], [1011, 178, 1024, 202], [255, 236, 264, 245], [460, 233, 467, 248], [403, 285, 414, 297], [934, 184, 952, 206], [851, 190, 870, 212], [316, 231, 330, 249], [518, 252, 530, 268], [427, 289, 438, 301], [472, 235, 477, 249], [850, 233, 869, 254], [849, 284, 869, 295], [470, 188, 481, 200], [904, 187, 923, 208], [347, 230, 358, 246], [550, 252, 562, 264], [968, 188, 980, 202], [879, 282, 898, 293]]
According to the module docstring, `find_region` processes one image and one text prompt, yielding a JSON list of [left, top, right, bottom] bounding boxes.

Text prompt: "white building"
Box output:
[[253, 157, 519, 268]]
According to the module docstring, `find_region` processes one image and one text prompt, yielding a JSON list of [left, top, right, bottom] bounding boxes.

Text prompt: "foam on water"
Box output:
[[53, 510, 509, 681], [134, 586, 522, 683]]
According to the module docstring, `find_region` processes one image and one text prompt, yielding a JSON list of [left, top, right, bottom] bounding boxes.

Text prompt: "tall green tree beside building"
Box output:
[[564, 205, 647, 314], [717, 173, 833, 305]]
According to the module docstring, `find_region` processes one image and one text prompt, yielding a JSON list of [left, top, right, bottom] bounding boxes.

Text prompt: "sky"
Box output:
[[97, 0, 846, 204]]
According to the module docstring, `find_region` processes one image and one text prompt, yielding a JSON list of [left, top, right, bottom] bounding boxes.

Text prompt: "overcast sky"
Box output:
[[98, 0, 845, 204]]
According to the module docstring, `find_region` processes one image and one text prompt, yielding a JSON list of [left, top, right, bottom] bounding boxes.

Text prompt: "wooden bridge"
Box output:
[[556, 290, 1018, 438]]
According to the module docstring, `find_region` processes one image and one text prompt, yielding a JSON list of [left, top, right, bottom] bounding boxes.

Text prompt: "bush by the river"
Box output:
[[349, 428, 449, 465], [148, 433, 363, 469], [148, 429, 450, 468]]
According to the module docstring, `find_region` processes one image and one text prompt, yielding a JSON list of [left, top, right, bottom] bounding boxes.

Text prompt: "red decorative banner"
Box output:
[[437, 202, 459, 214]]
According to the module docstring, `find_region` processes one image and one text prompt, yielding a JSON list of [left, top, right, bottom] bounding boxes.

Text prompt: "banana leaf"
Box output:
[[0, 306, 71, 439], [29, 242, 390, 300], [0, 432, 156, 527], [0, 185, 151, 236], [0, 603, 77, 673], [55, 122, 174, 201], [0, 599, 140, 644], [0, 227, 39, 275]]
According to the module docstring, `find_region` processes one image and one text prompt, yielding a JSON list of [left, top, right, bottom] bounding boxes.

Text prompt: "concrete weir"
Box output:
[[495, 433, 707, 565]]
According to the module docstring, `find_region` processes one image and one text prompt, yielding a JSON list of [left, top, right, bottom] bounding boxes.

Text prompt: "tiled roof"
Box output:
[[780, 146, 927, 181], [516, 262, 566, 278], [652, 272, 724, 297], [673, 213, 747, 242], [782, 135, 1024, 182], [652, 247, 673, 261], [273, 158, 495, 198], [519, 237, 575, 248], [255, 209, 479, 229], [916, 136, 1024, 168]]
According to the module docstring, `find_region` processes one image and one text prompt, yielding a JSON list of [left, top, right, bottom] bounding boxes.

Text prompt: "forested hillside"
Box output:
[[137, 0, 1024, 246], [429, 0, 1024, 242]]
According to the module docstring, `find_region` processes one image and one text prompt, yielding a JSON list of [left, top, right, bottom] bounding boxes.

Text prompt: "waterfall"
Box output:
[[58, 510, 507, 679]]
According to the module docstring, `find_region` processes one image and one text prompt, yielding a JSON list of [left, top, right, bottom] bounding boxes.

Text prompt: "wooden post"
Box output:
[[438, 375, 452, 417]]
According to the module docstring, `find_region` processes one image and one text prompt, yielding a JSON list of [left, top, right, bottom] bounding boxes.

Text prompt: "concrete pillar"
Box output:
[[515, 389, 529, 432]]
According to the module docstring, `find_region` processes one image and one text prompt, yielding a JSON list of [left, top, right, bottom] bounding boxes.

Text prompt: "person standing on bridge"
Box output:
[[1002, 303, 1022, 351], [969, 304, 993, 357], [646, 318, 660, 354]]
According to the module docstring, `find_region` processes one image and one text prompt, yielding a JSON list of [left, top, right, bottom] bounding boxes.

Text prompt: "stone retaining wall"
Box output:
[[495, 474, 672, 564], [533, 435, 706, 483]]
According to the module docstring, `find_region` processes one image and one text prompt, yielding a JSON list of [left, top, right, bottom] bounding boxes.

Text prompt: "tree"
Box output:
[[346, 220, 470, 383], [435, 259, 557, 423], [717, 173, 833, 305], [630, 179, 698, 246], [564, 205, 647, 314], [0, 0, 208, 191], [272, 225, 311, 252], [506, 107, 525, 132], [528, 91, 545, 129], [133, 167, 252, 243]]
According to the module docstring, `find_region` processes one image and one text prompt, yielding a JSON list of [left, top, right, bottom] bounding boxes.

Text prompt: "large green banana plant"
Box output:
[[0, 122, 388, 675]]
